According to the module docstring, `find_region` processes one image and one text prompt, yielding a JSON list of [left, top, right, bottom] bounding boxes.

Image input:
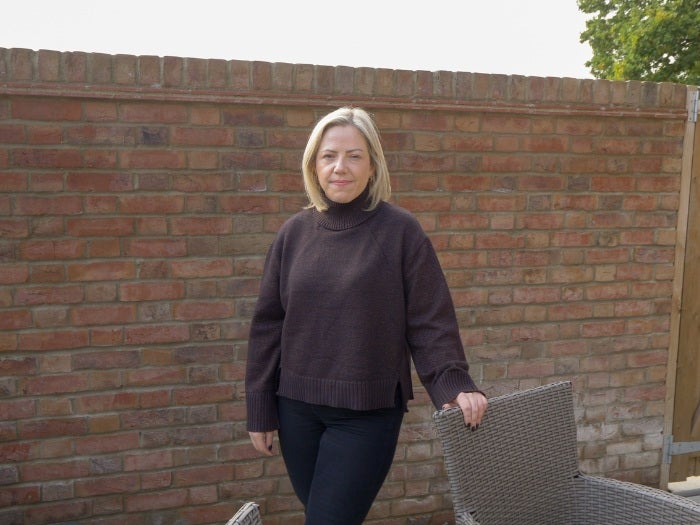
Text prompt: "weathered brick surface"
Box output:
[[0, 47, 692, 523]]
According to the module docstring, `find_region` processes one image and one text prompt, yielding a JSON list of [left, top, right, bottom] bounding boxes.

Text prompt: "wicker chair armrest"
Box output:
[[574, 474, 700, 524]]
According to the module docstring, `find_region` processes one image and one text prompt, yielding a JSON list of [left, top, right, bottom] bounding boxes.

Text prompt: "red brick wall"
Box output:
[[0, 47, 691, 524]]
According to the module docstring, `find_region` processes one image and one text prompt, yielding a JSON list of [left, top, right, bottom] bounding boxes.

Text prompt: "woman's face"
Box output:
[[315, 125, 375, 204]]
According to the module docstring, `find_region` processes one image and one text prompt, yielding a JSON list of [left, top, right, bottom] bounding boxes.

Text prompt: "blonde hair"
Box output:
[[302, 107, 391, 211]]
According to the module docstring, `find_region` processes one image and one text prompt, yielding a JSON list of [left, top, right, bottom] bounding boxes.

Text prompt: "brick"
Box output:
[[512, 286, 560, 304], [121, 408, 186, 432], [89, 327, 123, 347], [0, 309, 31, 330], [124, 324, 190, 345], [122, 450, 173, 472], [172, 464, 233, 487], [172, 301, 234, 320], [19, 418, 89, 441], [137, 55, 160, 85], [18, 330, 89, 351], [6, 49, 32, 80], [0, 398, 34, 421], [401, 153, 455, 172], [204, 58, 227, 88], [0, 356, 36, 376], [120, 102, 188, 123], [0, 483, 40, 507], [119, 281, 185, 302], [114, 54, 137, 84], [0, 172, 27, 191], [66, 261, 135, 281], [75, 433, 140, 456], [125, 489, 188, 512], [635, 247, 674, 264], [88, 52, 113, 83], [83, 101, 118, 122], [0, 265, 27, 291], [29, 172, 64, 191], [170, 259, 233, 278], [14, 195, 82, 216], [83, 149, 117, 169], [66, 217, 134, 237], [75, 351, 139, 374], [173, 345, 231, 365], [126, 369, 185, 388], [63, 51, 88, 82], [0, 123, 26, 144], [169, 217, 231, 235], [173, 384, 234, 405], [70, 304, 136, 326], [12, 98, 82, 121], [224, 59, 248, 90], [24, 500, 90, 524], [120, 150, 186, 169], [251, 61, 272, 90], [623, 385, 666, 403], [0, 218, 28, 239], [87, 239, 121, 258], [396, 195, 451, 212], [84, 283, 118, 303], [75, 473, 140, 499], [118, 195, 183, 214]]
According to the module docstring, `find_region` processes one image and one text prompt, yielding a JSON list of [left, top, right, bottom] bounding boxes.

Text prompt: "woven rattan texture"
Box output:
[[573, 475, 700, 524], [434, 382, 700, 525], [226, 502, 262, 525]]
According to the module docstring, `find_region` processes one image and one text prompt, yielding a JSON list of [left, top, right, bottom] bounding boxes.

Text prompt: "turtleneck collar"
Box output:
[[313, 185, 379, 231]]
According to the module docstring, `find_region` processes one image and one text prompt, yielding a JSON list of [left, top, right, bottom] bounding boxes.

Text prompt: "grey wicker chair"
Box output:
[[433, 381, 700, 525], [226, 501, 262, 525]]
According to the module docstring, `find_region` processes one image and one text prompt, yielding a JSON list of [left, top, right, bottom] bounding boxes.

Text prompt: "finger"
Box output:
[[477, 397, 488, 421], [460, 401, 474, 428], [249, 432, 273, 456], [453, 396, 472, 427], [468, 395, 487, 426], [459, 393, 487, 428]]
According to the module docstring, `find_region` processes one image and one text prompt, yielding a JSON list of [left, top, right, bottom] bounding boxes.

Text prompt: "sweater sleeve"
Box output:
[[245, 235, 285, 432], [403, 235, 481, 408]]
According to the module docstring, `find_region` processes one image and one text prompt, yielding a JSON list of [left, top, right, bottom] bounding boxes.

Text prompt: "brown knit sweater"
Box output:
[[245, 190, 480, 432]]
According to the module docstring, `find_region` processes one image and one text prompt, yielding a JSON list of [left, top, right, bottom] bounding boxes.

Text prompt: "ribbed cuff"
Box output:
[[245, 391, 279, 432], [429, 368, 481, 409]]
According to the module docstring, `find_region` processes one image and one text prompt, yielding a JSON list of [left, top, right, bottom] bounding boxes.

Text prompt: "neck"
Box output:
[[315, 186, 377, 230]]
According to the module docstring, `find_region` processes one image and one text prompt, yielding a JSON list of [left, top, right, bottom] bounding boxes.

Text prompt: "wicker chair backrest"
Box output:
[[434, 381, 579, 524]]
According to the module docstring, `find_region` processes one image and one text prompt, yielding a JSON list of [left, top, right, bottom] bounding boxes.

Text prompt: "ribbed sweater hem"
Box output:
[[278, 369, 399, 411]]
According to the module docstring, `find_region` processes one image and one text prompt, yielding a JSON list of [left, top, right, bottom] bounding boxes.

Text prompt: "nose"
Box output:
[[333, 156, 346, 173]]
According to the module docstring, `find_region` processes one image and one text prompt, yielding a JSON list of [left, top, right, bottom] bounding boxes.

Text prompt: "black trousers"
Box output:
[[277, 396, 404, 525]]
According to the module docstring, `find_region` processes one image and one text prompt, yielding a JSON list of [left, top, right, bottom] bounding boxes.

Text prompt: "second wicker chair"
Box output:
[[433, 381, 700, 525]]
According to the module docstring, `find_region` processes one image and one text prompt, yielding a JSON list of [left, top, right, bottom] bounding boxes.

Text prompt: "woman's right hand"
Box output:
[[249, 431, 276, 456]]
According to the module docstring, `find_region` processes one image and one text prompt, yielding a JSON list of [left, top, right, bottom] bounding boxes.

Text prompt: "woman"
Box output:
[[245, 106, 487, 524]]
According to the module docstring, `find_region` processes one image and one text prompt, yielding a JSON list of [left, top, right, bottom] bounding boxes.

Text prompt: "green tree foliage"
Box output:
[[578, 0, 700, 84]]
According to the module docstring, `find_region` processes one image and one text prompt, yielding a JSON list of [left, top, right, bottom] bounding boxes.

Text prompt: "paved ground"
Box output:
[[668, 476, 700, 504]]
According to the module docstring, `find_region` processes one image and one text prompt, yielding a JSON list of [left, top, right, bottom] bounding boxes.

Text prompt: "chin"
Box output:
[[328, 193, 353, 203]]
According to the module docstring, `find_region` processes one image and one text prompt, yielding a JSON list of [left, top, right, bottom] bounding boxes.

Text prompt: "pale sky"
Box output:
[[3, 0, 594, 79]]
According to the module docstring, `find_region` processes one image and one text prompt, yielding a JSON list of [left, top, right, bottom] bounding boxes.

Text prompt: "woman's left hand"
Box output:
[[442, 391, 488, 429]]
